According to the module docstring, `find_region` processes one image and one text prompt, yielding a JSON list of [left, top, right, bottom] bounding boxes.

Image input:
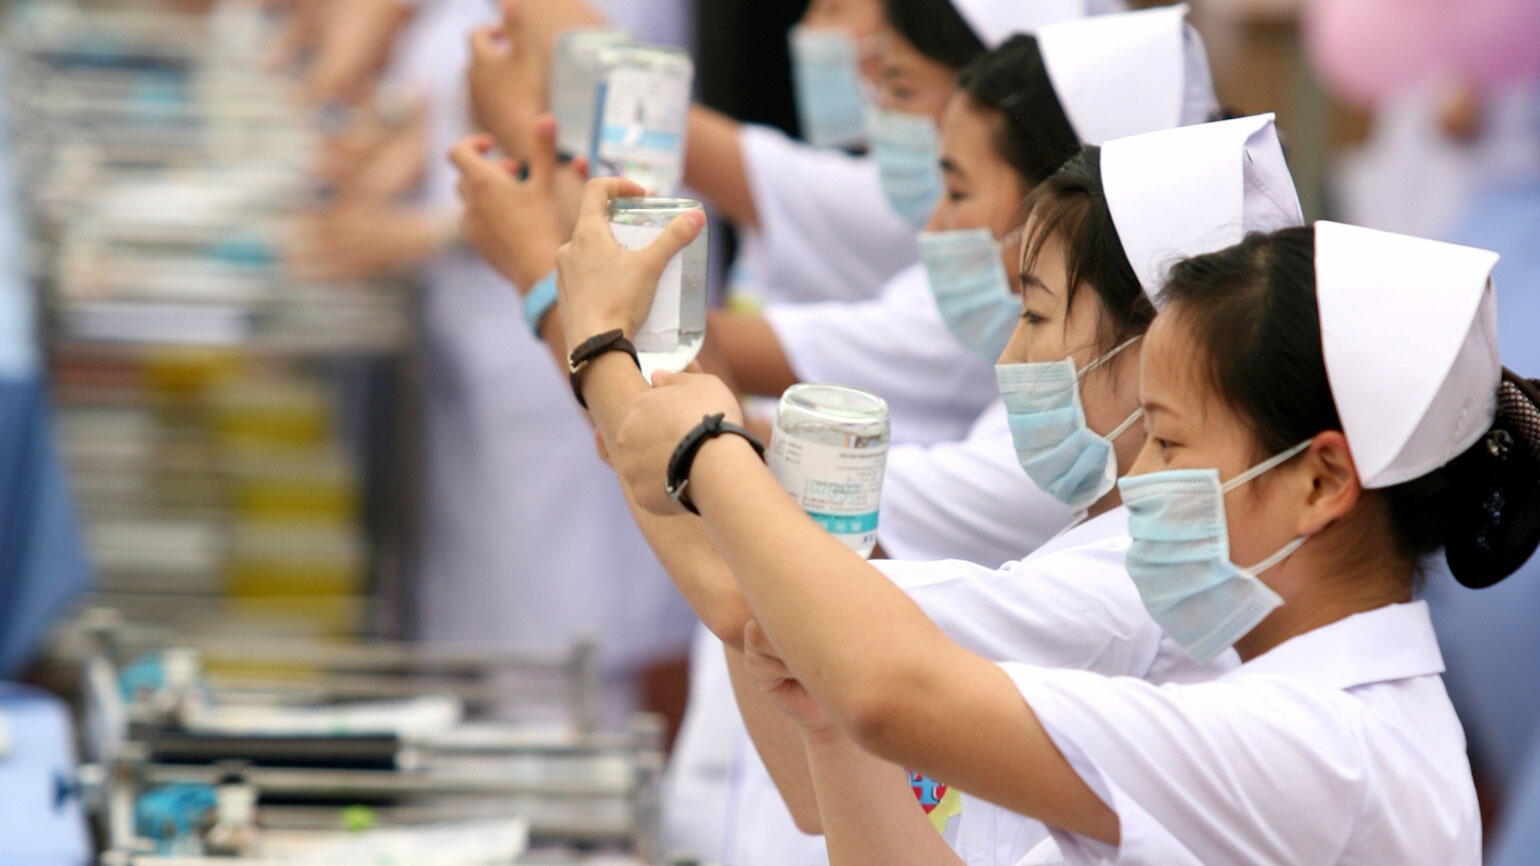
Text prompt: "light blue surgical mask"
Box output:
[[919, 228, 1019, 361], [1116, 440, 1313, 664], [997, 337, 1143, 512], [788, 26, 869, 150], [866, 107, 942, 228]]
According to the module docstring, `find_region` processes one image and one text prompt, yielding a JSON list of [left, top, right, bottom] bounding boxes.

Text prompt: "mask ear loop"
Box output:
[[1077, 334, 1142, 379], [1221, 438, 1315, 575], [1105, 406, 1144, 443], [1220, 438, 1313, 493]]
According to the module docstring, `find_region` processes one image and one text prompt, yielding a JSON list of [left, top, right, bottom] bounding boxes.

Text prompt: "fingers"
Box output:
[[593, 428, 611, 466], [742, 620, 790, 675], [527, 114, 559, 187], [468, 24, 503, 60], [650, 369, 690, 388], [743, 619, 768, 653], [577, 176, 649, 224], [447, 134, 497, 178], [635, 209, 705, 274]]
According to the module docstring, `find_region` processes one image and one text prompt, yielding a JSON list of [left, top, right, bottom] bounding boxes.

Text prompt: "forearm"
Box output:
[[725, 648, 822, 833], [611, 471, 752, 646], [685, 441, 1118, 843], [707, 310, 798, 397], [575, 352, 651, 450], [802, 727, 962, 866], [684, 106, 756, 228], [688, 440, 930, 720]]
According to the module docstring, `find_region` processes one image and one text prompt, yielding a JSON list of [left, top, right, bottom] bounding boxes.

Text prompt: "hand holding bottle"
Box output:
[[450, 115, 576, 292], [467, 0, 545, 160], [553, 178, 703, 353]]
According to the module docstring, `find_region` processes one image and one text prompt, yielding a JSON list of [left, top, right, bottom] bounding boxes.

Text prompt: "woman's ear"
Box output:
[[1297, 430, 1360, 535]]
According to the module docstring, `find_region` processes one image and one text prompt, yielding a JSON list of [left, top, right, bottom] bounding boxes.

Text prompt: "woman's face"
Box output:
[[999, 226, 1141, 441], [874, 26, 957, 122], [1126, 308, 1315, 573], [800, 0, 887, 83], [925, 95, 1026, 238]]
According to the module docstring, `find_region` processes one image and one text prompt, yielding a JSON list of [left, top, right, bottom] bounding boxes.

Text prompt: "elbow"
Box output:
[[789, 800, 823, 835], [701, 590, 754, 651], [832, 670, 912, 759]]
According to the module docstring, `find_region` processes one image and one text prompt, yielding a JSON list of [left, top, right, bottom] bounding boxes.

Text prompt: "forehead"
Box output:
[[940, 96, 995, 159], [878, 24, 928, 68], [1142, 307, 1223, 418]]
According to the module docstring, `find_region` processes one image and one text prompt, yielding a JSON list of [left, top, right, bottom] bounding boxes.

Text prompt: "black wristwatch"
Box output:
[[666, 413, 766, 515], [568, 329, 641, 409]]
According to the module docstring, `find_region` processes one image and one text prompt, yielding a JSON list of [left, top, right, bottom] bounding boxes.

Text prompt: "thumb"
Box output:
[[650, 369, 691, 389], [527, 113, 559, 186], [637, 209, 705, 274]]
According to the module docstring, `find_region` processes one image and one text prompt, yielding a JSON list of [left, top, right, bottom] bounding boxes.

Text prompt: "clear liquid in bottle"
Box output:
[[607, 197, 708, 378], [768, 383, 891, 558]]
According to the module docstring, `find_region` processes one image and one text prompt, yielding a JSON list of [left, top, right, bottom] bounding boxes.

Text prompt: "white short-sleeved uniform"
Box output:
[[409, 0, 691, 710], [873, 510, 1237, 864], [1004, 601, 1479, 866], [879, 399, 1075, 566], [736, 125, 918, 306], [764, 264, 1000, 445], [722, 511, 1235, 866]]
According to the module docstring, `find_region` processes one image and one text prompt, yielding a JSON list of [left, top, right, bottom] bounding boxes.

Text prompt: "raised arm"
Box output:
[[471, 0, 763, 226], [604, 374, 1120, 845], [740, 621, 964, 866]]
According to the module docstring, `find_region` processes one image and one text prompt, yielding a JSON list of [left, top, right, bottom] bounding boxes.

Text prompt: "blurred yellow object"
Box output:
[[139, 347, 247, 393]]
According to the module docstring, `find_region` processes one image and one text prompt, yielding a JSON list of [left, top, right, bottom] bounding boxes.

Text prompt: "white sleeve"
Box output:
[[995, 665, 1364, 866], [740, 124, 917, 305], [878, 400, 1074, 565], [764, 265, 1001, 445], [875, 543, 1164, 677]]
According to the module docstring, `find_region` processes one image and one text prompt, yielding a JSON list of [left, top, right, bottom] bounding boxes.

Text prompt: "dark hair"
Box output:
[[1015, 146, 1156, 355], [1160, 225, 1540, 588], [884, 0, 986, 70], [958, 35, 1080, 186]]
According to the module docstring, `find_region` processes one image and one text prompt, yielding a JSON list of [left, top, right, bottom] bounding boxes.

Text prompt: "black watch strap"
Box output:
[[666, 413, 767, 515], [568, 329, 641, 409]]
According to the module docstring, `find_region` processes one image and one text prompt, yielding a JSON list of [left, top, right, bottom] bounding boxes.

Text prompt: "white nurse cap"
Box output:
[[1101, 113, 1303, 304], [1315, 221, 1503, 489], [1036, 4, 1218, 144], [951, 0, 1105, 48]]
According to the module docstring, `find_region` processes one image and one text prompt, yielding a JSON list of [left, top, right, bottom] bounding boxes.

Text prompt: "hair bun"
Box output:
[[1444, 370, 1540, 588]]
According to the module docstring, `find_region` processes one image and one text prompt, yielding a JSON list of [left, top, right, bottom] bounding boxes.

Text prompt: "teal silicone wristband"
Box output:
[[523, 270, 559, 335]]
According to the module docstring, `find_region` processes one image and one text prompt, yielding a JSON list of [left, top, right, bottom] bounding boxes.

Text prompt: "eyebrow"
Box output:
[[1018, 273, 1053, 295], [939, 157, 964, 178], [1141, 398, 1177, 418]]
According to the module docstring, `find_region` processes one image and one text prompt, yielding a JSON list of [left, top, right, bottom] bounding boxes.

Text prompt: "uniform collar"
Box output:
[[1223, 600, 1445, 690]]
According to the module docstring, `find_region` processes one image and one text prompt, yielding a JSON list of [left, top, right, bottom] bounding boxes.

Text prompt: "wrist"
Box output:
[[513, 251, 559, 296], [687, 432, 760, 503], [564, 320, 632, 357]]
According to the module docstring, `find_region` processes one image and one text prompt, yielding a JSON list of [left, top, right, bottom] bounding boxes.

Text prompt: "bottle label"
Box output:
[[608, 221, 682, 353], [767, 431, 886, 549], [595, 66, 690, 192]]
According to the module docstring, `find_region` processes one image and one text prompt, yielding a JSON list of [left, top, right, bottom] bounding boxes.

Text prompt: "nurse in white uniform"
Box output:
[[571, 116, 1301, 864], [592, 218, 1529, 866]]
